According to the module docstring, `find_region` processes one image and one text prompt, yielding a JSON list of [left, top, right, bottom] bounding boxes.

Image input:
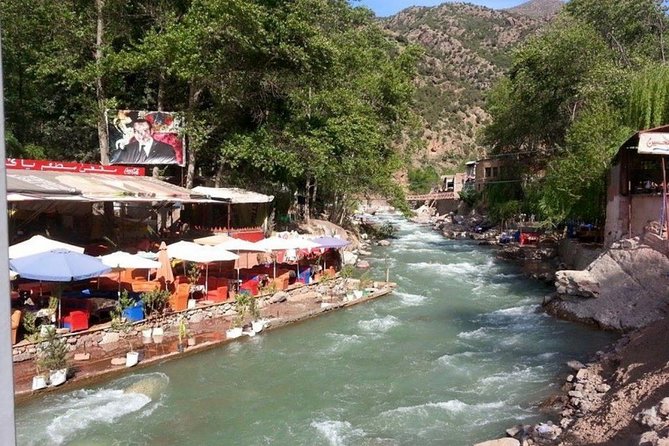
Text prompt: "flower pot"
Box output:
[[177, 343, 185, 353], [39, 324, 55, 337], [125, 351, 139, 368], [226, 327, 243, 339], [32, 375, 47, 391], [252, 320, 264, 333], [141, 328, 153, 339], [353, 290, 364, 299], [49, 368, 67, 387], [152, 327, 164, 344], [187, 299, 197, 309], [187, 337, 196, 347]]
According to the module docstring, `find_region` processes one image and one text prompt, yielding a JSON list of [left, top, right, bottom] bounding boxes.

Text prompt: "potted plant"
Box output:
[[111, 296, 140, 367], [186, 262, 201, 308], [248, 297, 264, 333], [177, 317, 188, 352], [226, 294, 247, 339], [36, 326, 69, 387]]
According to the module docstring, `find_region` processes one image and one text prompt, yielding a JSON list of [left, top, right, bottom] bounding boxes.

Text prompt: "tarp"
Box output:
[[6, 170, 215, 203], [191, 186, 274, 204]]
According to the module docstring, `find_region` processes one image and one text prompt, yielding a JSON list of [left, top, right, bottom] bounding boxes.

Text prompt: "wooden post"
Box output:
[[662, 155, 669, 239], [227, 202, 231, 231]]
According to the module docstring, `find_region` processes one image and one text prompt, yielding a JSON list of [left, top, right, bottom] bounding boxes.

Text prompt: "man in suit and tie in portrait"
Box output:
[[110, 118, 177, 164]]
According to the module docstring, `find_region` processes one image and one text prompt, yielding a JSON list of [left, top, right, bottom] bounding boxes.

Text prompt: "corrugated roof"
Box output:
[[191, 186, 274, 204], [6, 170, 214, 203]]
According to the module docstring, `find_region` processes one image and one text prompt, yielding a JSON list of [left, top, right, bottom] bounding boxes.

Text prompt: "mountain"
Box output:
[[506, 0, 565, 19], [382, 0, 562, 171]]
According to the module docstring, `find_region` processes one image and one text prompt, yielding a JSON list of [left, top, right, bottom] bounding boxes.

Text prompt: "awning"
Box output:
[[6, 170, 216, 203], [191, 186, 274, 204]]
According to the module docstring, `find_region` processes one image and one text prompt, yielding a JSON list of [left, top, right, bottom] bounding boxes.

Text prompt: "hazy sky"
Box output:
[[353, 0, 529, 17]]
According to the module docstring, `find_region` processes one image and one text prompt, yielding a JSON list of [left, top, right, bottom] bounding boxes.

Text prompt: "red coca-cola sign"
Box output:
[[5, 159, 145, 176]]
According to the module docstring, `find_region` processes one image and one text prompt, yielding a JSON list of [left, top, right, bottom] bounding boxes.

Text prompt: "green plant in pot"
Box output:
[[110, 291, 140, 367], [186, 263, 201, 297], [141, 288, 170, 319], [226, 294, 248, 339], [36, 326, 68, 387], [177, 316, 188, 352]]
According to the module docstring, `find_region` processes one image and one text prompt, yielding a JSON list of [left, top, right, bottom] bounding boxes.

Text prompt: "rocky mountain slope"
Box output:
[[382, 0, 562, 171]]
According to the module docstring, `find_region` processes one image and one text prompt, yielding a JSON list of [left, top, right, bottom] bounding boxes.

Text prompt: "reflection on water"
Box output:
[[15, 214, 616, 446]]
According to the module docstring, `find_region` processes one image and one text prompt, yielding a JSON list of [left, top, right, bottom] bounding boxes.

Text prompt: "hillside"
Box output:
[[506, 0, 565, 19], [382, 0, 561, 171]]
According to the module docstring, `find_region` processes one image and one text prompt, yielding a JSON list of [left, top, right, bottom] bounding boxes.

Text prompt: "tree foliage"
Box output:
[[482, 0, 669, 224], [0, 0, 418, 223]]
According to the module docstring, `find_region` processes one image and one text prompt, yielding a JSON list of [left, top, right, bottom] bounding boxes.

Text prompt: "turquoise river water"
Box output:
[[15, 215, 616, 445]]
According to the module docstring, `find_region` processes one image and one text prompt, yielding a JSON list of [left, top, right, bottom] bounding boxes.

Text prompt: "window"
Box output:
[[485, 167, 491, 178]]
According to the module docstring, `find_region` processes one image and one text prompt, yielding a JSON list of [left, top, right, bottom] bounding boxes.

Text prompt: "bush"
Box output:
[[141, 288, 170, 318]]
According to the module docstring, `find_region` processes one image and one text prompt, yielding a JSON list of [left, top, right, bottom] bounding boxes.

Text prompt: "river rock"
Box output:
[[555, 270, 600, 297], [356, 260, 370, 269], [567, 360, 585, 371], [636, 407, 664, 429], [473, 438, 520, 446], [377, 240, 390, 246], [99, 332, 120, 346], [342, 251, 358, 265], [659, 397, 669, 416], [269, 291, 289, 303]]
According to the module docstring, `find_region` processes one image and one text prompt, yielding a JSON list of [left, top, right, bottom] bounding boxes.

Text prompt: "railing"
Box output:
[[406, 192, 456, 201]]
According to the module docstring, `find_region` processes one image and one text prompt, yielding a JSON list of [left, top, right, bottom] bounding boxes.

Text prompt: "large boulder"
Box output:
[[545, 242, 669, 331]]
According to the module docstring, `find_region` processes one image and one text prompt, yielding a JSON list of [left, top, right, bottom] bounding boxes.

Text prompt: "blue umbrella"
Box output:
[[312, 237, 350, 271], [312, 236, 350, 249], [10, 249, 112, 282], [10, 249, 112, 327]]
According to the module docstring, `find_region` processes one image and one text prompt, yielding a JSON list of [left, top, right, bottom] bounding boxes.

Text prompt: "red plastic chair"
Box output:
[[62, 310, 89, 332]]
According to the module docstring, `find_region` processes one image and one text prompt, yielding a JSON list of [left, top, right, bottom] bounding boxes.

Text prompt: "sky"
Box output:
[[353, 0, 530, 17]]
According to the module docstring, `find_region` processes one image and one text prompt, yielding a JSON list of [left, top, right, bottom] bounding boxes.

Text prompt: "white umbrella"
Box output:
[[99, 251, 161, 270], [9, 235, 84, 259], [99, 251, 162, 293], [212, 237, 266, 285], [254, 236, 320, 278], [167, 241, 238, 291]]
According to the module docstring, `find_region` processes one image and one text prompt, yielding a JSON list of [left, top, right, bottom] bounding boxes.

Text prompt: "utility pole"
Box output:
[[0, 25, 18, 445]]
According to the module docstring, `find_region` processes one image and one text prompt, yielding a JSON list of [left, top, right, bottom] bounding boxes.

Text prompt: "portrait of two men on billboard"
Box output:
[[108, 110, 185, 166]]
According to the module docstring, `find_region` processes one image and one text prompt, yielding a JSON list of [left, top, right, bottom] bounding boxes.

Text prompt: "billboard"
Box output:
[[107, 110, 185, 166]]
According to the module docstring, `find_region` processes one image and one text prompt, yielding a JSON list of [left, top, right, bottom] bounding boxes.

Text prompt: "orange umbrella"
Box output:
[[155, 241, 175, 285]]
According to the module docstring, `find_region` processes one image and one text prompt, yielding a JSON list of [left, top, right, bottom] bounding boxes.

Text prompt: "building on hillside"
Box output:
[[604, 125, 669, 246], [474, 157, 516, 192], [439, 172, 467, 196], [464, 161, 476, 190]]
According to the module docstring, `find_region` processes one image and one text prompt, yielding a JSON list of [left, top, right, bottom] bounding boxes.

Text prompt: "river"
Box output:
[[15, 215, 615, 445]]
